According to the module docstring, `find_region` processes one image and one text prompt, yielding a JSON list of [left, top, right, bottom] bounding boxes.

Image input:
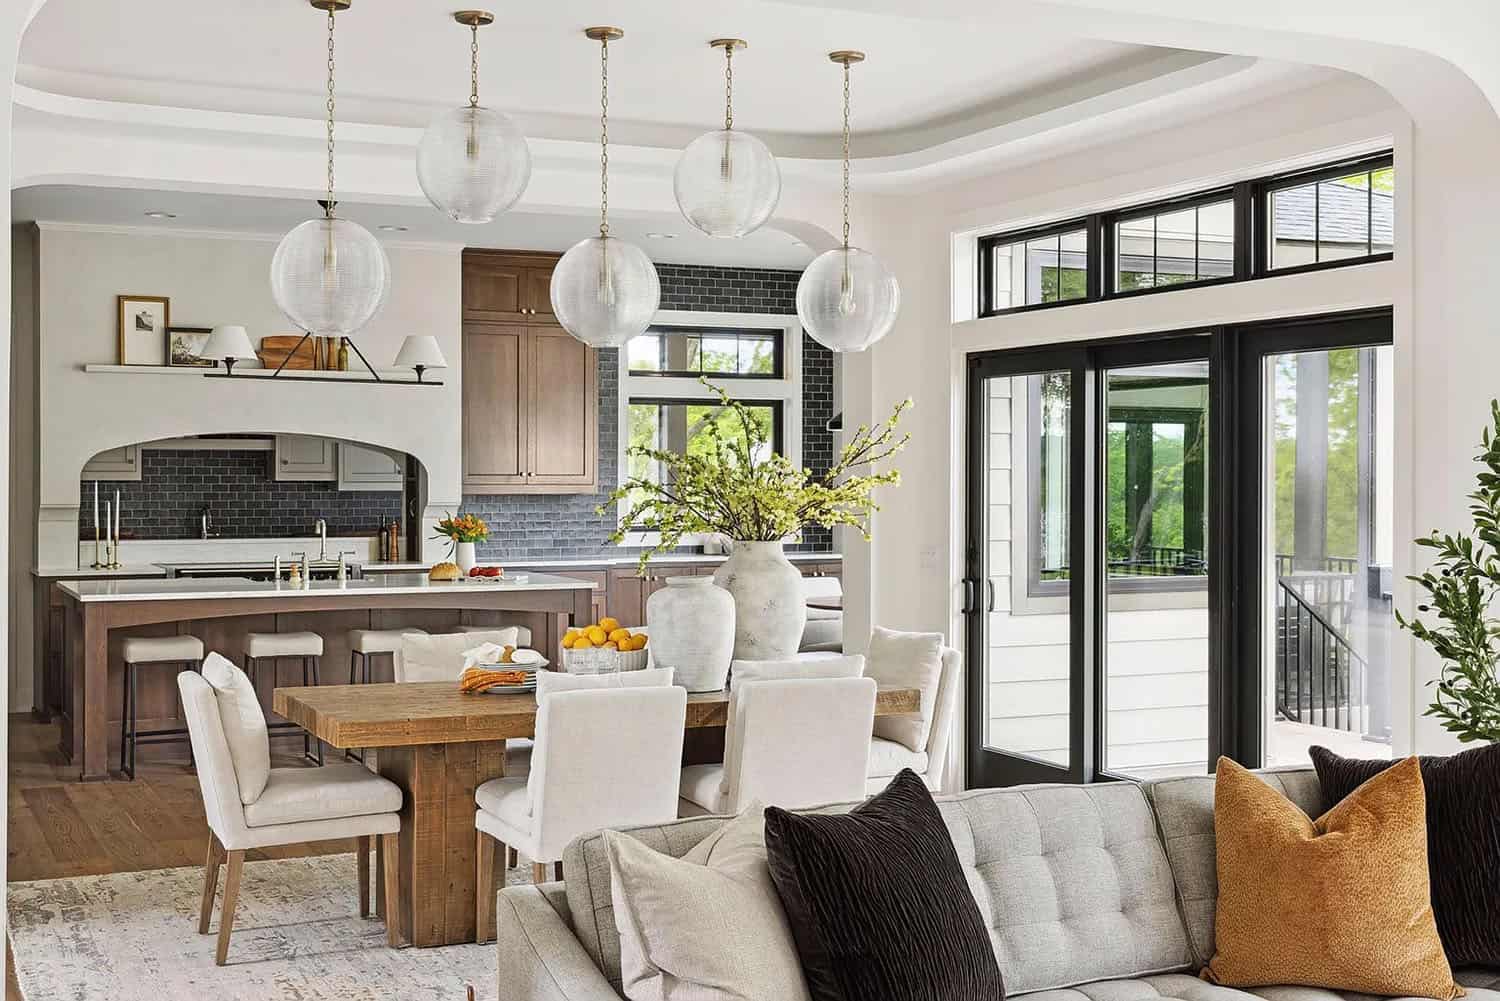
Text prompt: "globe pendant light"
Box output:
[[270, 0, 391, 340], [550, 27, 661, 349], [416, 11, 532, 223], [796, 51, 900, 354], [673, 38, 781, 238]]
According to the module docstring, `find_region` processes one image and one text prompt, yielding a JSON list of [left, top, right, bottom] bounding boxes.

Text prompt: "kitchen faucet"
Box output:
[[199, 506, 218, 540], [315, 517, 328, 560]]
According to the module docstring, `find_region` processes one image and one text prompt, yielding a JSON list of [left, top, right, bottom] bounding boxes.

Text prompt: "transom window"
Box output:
[[1267, 164, 1394, 272], [1114, 196, 1234, 292], [984, 225, 1089, 310], [627, 325, 783, 379]]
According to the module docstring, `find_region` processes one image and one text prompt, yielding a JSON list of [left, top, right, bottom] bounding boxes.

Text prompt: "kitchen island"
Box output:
[[55, 573, 596, 781]]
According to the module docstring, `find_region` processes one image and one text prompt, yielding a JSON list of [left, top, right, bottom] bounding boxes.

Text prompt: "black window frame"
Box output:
[[977, 151, 1394, 319], [625, 325, 785, 380]]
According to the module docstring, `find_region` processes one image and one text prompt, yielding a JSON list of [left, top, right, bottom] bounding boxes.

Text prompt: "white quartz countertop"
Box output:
[[33, 564, 171, 579], [57, 571, 597, 603], [361, 551, 842, 572]]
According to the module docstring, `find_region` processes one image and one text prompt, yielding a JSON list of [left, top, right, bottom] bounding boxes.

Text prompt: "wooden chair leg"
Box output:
[[380, 832, 403, 948], [214, 850, 244, 966], [374, 836, 385, 918], [531, 862, 548, 884], [197, 834, 223, 935], [475, 830, 499, 944], [357, 835, 371, 918], [507, 846, 518, 870]]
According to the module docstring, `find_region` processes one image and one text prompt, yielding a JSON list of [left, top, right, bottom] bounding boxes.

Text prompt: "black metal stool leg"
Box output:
[[120, 661, 133, 779]]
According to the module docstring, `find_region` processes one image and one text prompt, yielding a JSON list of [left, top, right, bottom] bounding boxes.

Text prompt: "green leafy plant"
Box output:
[[1396, 399, 1500, 743], [602, 378, 911, 572]]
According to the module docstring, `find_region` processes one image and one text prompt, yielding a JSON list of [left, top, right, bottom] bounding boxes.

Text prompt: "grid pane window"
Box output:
[[625, 400, 781, 517], [1114, 198, 1234, 292], [988, 227, 1088, 310], [1270, 166, 1394, 270], [627, 327, 782, 378]]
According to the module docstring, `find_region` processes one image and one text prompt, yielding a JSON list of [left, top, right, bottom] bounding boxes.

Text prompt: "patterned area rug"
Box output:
[[8, 852, 537, 1000]]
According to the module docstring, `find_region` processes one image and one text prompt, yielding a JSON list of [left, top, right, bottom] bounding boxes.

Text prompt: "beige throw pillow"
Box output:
[[200, 652, 271, 804], [864, 627, 944, 752], [605, 803, 810, 1001]]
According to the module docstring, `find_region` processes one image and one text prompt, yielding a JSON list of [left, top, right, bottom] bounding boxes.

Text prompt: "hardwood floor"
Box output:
[[8, 713, 352, 883]]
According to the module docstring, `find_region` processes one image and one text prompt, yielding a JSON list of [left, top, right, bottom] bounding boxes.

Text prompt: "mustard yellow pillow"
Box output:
[[1204, 757, 1460, 1000]]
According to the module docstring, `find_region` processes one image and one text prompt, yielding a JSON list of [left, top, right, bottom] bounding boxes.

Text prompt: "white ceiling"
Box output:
[[10, 184, 820, 269], [17, 0, 1182, 156]]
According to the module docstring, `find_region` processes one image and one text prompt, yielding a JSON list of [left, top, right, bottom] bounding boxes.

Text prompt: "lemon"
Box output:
[[608, 627, 632, 644], [586, 625, 609, 646], [561, 633, 577, 649], [572, 637, 594, 650], [631, 634, 649, 651], [599, 617, 621, 633], [603, 641, 619, 651]]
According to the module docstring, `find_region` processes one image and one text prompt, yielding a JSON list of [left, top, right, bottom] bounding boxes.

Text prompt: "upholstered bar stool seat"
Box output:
[[246, 631, 324, 658], [349, 627, 426, 653], [119, 634, 206, 779], [243, 631, 325, 765]]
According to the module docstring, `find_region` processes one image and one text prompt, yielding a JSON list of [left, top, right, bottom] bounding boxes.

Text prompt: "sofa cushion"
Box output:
[[1140, 767, 1321, 966], [1203, 757, 1457, 999], [565, 779, 1191, 995], [1311, 743, 1500, 968], [1016, 973, 1500, 1001], [765, 770, 1005, 1001]]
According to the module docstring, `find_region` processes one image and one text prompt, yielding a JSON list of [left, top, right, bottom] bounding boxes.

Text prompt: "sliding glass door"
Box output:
[[965, 310, 1391, 788]]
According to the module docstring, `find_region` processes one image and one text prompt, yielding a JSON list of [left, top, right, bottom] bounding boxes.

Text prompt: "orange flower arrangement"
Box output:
[[432, 512, 489, 545]]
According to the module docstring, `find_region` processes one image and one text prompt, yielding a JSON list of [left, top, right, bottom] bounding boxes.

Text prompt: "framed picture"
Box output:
[[167, 326, 216, 368], [116, 295, 170, 366]]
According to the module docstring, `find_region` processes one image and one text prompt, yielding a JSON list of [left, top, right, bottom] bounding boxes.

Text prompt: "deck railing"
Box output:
[[1275, 575, 1368, 732]]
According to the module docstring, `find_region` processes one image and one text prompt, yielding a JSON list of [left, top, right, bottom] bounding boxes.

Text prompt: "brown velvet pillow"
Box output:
[[1204, 757, 1460, 1000]]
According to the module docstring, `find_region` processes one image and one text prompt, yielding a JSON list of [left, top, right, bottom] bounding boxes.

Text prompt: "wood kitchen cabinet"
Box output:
[[462, 250, 597, 495]]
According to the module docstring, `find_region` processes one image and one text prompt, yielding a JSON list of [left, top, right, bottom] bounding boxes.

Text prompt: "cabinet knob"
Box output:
[[281, 458, 289, 465]]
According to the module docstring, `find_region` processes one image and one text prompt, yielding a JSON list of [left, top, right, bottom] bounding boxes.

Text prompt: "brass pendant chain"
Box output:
[[841, 60, 851, 250], [469, 22, 480, 107], [324, 4, 336, 218], [724, 44, 734, 131], [599, 35, 610, 238]]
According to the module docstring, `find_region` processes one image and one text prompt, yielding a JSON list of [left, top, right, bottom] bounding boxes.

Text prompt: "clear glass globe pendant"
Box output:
[[674, 39, 781, 238], [416, 11, 531, 223], [796, 51, 900, 354], [271, 0, 391, 340], [551, 27, 660, 349]]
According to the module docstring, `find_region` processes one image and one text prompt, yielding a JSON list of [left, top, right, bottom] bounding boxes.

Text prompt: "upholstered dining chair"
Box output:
[[866, 646, 962, 794], [473, 679, 686, 943], [678, 674, 878, 816], [179, 654, 406, 965]]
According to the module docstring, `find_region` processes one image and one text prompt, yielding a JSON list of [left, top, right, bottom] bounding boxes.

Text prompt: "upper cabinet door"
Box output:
[[462, 323, 528, 492], [337, 442, 404, 491], [81, 444, 142, 482], [527, 325, 598, 489], [273, 435, 338, 481], [524, 265, 556, 323], [463, 255, 526, 322]]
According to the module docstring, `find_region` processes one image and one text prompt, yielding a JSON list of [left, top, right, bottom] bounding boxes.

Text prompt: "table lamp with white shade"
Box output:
[[202, 325, 257, 376], [394, 335, 448, 383]]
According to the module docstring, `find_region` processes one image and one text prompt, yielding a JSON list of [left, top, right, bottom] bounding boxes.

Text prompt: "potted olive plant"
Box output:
[[603, 379, 910, 662], [1397, 400, 1500, 742]]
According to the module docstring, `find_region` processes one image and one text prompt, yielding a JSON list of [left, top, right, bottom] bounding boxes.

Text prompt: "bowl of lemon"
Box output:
[[560, 617, 650, 674]]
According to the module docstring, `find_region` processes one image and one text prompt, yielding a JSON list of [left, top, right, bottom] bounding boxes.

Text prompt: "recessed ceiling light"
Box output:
[[378, 224, 409, 232], [645, 232, 677, 240], [143, 211, 177, 219]]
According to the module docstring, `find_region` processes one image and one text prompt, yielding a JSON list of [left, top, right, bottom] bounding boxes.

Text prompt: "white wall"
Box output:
[[850, 77, 1414, 780], [33, 224, 462, 567]]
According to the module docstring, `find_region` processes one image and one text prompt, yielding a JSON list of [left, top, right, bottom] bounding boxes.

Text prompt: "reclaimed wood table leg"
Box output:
[[377, 738, 506, 947], [80, 604, 110, 781]]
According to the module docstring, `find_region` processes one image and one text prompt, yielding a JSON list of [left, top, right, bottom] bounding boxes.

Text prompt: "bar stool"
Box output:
[[120, 634, 205, 779], [348, 627, 428, 685], [244, 631, 324, 766]]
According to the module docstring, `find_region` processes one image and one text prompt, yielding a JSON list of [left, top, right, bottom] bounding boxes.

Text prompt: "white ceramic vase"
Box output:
[[645, 576, 736, 692], [455, 541, 477, 574], [712, 541, 807, 661]]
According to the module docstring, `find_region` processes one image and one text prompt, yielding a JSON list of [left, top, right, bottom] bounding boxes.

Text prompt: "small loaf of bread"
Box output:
[[428, 561, 462, 581]]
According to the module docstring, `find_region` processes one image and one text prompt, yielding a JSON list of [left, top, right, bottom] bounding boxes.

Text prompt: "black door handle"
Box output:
[[961, 578, 976, 614], [986, 578, 996, 612]]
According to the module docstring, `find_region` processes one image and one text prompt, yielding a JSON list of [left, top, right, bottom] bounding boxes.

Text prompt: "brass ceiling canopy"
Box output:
[[308, 0, 351, 11], [453, 10, 494, 27], [709, 38, 748, 52], [828, 50, 866, 65], [584, 26, 625, 43]]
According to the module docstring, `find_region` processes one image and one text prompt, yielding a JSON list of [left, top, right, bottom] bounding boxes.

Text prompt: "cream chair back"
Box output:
[[527, 686, 688, 861], [727, 676, 877, 812], [178, 670, 252, 850], [925, 647, 962, 790], [397, 629, 521, 682]]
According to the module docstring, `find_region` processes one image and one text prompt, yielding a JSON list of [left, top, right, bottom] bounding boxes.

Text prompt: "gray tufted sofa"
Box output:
[[494, 766, 1500, 1001]]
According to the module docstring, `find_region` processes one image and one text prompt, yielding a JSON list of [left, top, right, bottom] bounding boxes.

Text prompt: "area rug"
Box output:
[[7, 852, 538, 1000]]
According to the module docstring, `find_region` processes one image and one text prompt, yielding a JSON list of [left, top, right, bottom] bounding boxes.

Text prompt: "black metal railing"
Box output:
[[1275, 576, 1368, 732]]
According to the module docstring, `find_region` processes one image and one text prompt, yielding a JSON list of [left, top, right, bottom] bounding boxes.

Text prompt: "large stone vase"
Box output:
[[645, 576, 736, 692], [712, 541, 806, 661]]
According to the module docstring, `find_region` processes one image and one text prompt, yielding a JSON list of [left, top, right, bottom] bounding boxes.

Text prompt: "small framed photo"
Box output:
[[117, 295, 170, 366], [167, 326, 216, 368]]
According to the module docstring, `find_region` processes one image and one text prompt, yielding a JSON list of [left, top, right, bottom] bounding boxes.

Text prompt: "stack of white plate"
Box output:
[[477, 656, 547, 694]]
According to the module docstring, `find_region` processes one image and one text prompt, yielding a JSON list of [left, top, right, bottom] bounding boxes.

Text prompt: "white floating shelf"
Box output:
[[82, 364, 435, 383]]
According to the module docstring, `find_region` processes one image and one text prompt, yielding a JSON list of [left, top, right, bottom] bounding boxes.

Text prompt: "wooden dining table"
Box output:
[[273, 679, 921, 947]]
